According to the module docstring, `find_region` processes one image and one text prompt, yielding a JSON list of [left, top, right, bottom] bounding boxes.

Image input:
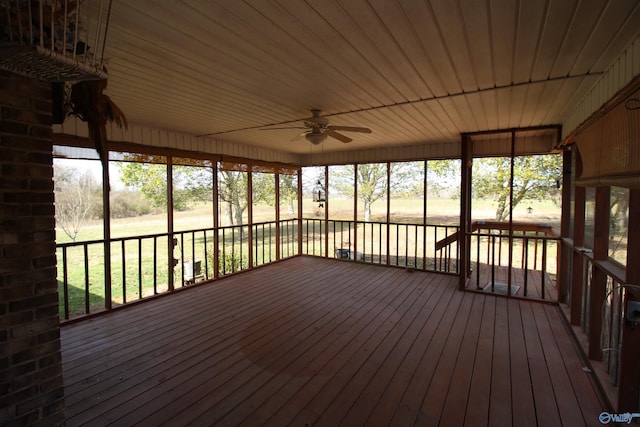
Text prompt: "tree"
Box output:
[[333, 163, 422, 221], [218, 170, 248, 226], [473, 154, 562, 221], [252, 173, 298, 215], [54, 164, 101, 242], [118, 162, 211, 211], [118, 162, 167, 209]]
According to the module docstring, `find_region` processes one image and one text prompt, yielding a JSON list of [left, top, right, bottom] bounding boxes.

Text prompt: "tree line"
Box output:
[[55, 155, 570, 242]]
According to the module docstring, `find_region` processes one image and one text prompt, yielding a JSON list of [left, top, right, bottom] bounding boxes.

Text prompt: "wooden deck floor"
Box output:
[[61, 256, 607, 426]]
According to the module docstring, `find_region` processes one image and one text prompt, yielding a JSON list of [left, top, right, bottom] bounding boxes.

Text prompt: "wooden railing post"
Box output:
[[297, 169, 303, 256], [102, 152, 112, 310], [213, 163, 220, 279], [459, 134, 472, 291], [570, 186, 586, 325], [247, 168, 253, 268], [588, 187, 610, 360], [275, 173, 281, 260], [618, 188, 640, 412], [558, 148, 573, 303], [167, 157, 174, 292]]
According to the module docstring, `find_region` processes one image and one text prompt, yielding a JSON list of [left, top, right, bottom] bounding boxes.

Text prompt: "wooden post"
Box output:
[[618, 188, 640, 412], [459, 134, 472, 291], [275, 173, 281, 260], [507, 131, 515, 296], [353, 164, 358, 259], [324, 165, 329, 258], [387, 162, 391, 266], [102, 153, 112, 309], [297, 168, 303, 256], [588, 187, 610, 360], [423, 160, 428, 269], [212, 163, 219, 278], [570, 186, 586, 325], [558, 148, 573, 303], [247, 168, 253, 268], [167, 157, 174, 291]]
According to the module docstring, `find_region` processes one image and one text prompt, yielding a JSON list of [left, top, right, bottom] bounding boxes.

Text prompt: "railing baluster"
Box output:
[[533, 231, 539, 270], [222, 228, 226, 275], [203, 231, 209, 279], [138, 238, 142, 298], [191, 231, 196, 275], [121, 240, 126, 304], [180, 233, 185, 286], [523, 237, 529, 296], [413, 225, 418, 268], [541, 239, 547, 300], [84, 244, 90, 314], [62, 246, 69, 320], [475, 232, 480, 289], [153, 236, 158, 294], [491, 235, 496, 292]]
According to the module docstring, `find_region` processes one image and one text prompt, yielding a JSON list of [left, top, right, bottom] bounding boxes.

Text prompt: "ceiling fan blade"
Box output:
[[290, 131, 309, 142], [327, 125, 372, 133], [325, 130, 352, 143], [260, 126, 306, 130]]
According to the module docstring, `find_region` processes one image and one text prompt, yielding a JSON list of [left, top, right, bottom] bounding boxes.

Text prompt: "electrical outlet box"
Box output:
[[628, 301, 640, 323]]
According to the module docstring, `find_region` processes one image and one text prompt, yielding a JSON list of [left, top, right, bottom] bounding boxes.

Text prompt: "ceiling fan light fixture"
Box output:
[[306, 132, 327, 145]]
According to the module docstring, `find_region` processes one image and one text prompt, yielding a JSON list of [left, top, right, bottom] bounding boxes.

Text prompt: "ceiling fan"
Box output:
[[262, 109, 372, 144]]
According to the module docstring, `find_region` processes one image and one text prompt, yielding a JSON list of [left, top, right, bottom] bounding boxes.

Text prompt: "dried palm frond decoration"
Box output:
[[0, 0, 111, 82], [66, 68, 127, 175]]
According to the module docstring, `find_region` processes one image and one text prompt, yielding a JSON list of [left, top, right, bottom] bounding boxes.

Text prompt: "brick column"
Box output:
[[0, 70, 65, 424]]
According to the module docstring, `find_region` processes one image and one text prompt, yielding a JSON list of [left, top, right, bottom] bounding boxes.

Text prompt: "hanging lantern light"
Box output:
[[312, 179, 326, 208]]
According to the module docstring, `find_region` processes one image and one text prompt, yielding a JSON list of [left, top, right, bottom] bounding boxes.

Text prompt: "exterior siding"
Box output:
[[564, 34, 640, 138]]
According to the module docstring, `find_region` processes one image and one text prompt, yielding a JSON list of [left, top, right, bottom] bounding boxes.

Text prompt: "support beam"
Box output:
[[102, 154, 112, 309], [297, 168, 303, 256], [247, 168, 253, 268], [588, 187, 610, 360], [324, 165, 329, 258], [507, 131, 515, 295], [570, 186, 586, 325], [353, 164, 358, 259], [459, 134, 472, 291], [213, 164, 219, 278], [275, 173, 281, 260], [167, 157, 174, 291], [558, 148, 573, 303]]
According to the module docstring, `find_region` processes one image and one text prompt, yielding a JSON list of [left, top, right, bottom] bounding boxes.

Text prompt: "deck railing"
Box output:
[[300, 218, 459, 273], [566, 245, 636, 400], [58, 218, 459, 320], [468, 221, 560, 300], [57, 218, 561, 321], [57, 219, 298, 320]]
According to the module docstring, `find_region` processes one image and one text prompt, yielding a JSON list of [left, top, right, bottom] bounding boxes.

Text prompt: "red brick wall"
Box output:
[[0, 70, 65, 424]]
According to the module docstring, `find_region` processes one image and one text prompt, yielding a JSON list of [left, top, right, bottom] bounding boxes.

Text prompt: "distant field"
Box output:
[[57, 196, 561, 244]]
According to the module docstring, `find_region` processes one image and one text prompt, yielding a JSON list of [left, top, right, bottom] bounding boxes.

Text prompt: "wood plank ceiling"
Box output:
[[102, 0, 640, 155]]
